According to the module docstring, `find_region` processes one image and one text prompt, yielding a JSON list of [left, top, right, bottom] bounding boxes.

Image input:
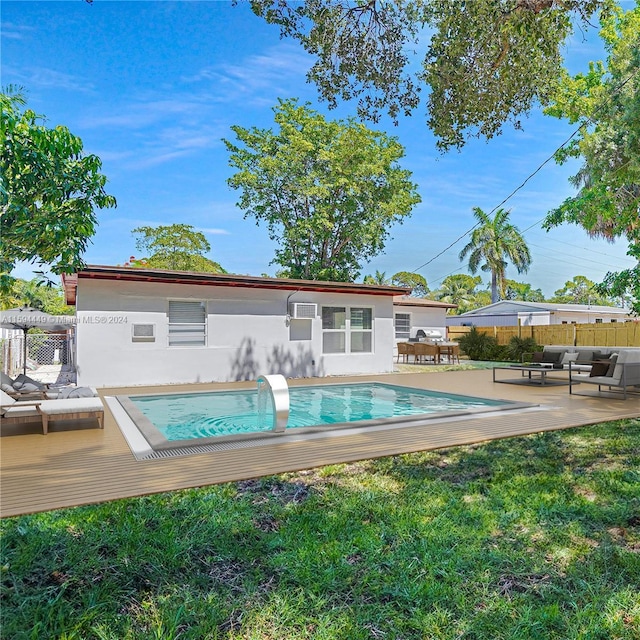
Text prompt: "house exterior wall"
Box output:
[[393, 305, 449, 340], [547, 310, 627, 324], [75, 279, 396, 387], [447, 309, 628, 327], [446, 313, 520, 327]]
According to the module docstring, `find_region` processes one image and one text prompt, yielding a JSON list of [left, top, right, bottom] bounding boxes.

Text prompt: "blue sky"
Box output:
[[2, 0, 636, 298]]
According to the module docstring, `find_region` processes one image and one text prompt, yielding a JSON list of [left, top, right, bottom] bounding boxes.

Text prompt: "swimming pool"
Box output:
[[117, 382, 530, 451]]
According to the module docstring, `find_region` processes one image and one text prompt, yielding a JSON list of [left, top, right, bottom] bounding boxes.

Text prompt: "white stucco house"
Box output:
[[62, 266, 411, 388], [446, 300, 633, 328], [392, 296, 457, 342]]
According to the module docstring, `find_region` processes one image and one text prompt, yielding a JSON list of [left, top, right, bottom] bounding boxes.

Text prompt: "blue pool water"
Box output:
[[128, 382, 508, 442]]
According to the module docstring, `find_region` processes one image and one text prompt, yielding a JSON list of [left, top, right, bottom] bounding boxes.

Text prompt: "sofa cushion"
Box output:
[[13, 374, 46, 390], [542, 350, 563, 364], [0, 389, 17, 406], [37, 397, 103, 416], [590, 360, 612, 377], [606, 354, 619, 377], [560, 352, 579, 366], [576, 350, 595, 363], [57, 386, 97, 399], [0, 372, 16, 393]]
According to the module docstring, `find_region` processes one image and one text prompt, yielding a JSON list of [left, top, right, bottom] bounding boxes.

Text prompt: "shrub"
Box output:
[[457, 327, 501, 361], [504, 336, 541, 362]]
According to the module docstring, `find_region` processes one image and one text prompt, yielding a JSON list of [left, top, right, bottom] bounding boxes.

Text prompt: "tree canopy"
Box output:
[[549, 275, 615, 306], [362, 270, 429, 296], [131, 224, 226, 273], [1, 90, 116, 291], [390, 271, 429, 297], [459, 207, 531, 304], [503, 279, 545, 302], [0, 277, 73, 315], [542, 3, 640, 313], [243, 0, 610, 150], [224, 98, 420, 282]]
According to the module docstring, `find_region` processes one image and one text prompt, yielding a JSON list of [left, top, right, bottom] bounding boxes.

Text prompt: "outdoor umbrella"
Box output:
[[0, 307, 76, 375]]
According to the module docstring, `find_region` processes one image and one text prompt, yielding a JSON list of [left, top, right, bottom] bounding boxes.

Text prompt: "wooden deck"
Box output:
[[2, 369, 638, 518]]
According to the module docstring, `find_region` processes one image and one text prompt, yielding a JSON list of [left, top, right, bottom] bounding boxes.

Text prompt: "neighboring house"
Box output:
[[62, 266, 410, 387], [446, 300, 633, 328], [392, 296, 457, 342]]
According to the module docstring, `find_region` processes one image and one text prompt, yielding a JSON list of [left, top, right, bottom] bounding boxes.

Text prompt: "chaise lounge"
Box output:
[[0, 389, 105, 434]]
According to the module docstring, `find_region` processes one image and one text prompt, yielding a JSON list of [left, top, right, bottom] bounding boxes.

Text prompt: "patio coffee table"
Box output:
[[492, 365, 569, 386]]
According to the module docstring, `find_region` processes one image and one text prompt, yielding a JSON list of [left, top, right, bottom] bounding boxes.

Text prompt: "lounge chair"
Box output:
[[0, 372, 50, 399], [0, 390, 42, 429], [1, 389, 104, 434]]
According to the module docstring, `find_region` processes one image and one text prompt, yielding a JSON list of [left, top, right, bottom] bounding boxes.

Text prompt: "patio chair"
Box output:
[[397, 342, 414, 363], [1, 389, 104, 434], [413, 342, 438, 364], [438, 343, 460, 364]]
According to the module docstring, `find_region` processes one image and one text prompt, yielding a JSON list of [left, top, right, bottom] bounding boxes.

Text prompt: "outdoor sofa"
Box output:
[[568, 349, 640, 400], [525, 346, 629, 372]]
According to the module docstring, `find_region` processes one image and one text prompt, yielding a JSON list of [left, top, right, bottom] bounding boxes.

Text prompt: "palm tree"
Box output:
[[363, 270, 390, 285], [459, 208, 531, 304], [433, 274, 489, 314]]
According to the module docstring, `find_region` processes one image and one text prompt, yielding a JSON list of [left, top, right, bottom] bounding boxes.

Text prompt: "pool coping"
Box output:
[[115, 381, 538, 454]]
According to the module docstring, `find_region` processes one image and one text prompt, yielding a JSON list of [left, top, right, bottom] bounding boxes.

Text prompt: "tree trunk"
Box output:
[[491, 271, 499, 303]]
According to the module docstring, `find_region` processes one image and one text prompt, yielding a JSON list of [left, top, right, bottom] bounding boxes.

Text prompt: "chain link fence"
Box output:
[[1, 332, 75, 382]]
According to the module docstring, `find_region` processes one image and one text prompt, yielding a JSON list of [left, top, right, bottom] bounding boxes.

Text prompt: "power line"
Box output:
[[409, 64, 640, 275]]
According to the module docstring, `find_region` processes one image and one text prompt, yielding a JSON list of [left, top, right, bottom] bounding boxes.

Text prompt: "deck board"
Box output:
[[2, 370, 638, 518]]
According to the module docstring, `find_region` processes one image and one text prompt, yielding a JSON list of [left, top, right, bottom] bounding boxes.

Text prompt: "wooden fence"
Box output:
[[447, 322, 640, 348]]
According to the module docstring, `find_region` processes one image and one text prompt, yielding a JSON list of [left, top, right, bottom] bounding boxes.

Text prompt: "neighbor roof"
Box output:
[[62, 266, 410, 305], [392, 295, 457, 310], [457, 300, 630, 317]]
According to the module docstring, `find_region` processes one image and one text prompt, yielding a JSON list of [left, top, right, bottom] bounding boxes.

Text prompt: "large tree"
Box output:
[[242, 0, 610, 150], [503, 279, 546, 302], [459, 207, 531, 304], [542, 3, 640, 313], [131, 224, 226, 273], [391, 271, 429, 297], [550, 275, 615, 306], [1, 90, 116, 291], [224, 98, 420, 282]]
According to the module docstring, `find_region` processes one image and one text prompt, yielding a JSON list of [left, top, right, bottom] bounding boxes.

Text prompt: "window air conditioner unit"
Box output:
[[289, 303, 317, 319], [132, 323, 156, 342]]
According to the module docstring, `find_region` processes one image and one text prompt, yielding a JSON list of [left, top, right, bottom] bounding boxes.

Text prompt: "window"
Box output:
[[394, 313, 411, 339], [322, 306, 346, 353], [595, 318, 603, 323], [350, 307, 372, 353], [168, 300, 206, 346], [322, 306, 372, 354]]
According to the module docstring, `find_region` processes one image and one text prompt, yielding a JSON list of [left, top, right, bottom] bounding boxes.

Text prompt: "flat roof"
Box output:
[[393, 295, 457, 310], [62, 266, 410, 305]]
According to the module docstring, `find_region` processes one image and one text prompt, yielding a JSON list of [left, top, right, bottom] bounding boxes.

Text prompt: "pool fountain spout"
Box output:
[[256, 374, 290, 432]]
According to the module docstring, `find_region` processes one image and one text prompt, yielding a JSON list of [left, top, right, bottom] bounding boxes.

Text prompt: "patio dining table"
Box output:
[[397, 341, 460, 365]]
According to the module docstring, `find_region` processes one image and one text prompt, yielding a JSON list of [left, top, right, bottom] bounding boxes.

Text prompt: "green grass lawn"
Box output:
[[2, 419, 639, 639]]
